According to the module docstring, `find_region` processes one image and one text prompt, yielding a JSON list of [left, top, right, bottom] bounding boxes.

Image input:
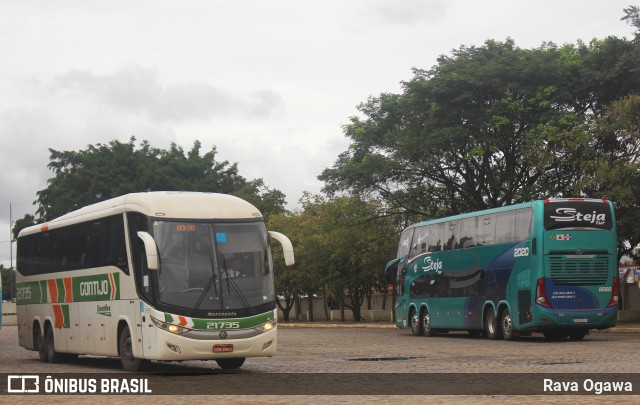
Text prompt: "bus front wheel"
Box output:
[[568, 329, 588, 341], [485, 307, 501, 340], [119, 326, 148, 372], [216, 358, 245, 370]]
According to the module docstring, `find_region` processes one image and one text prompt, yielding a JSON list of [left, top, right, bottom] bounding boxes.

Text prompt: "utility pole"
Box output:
[[9, 202, 13, 270]]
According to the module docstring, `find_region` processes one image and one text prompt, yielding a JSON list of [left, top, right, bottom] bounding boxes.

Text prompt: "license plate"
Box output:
[[213, 344, 234, 353], [573, 318, 588, 323]]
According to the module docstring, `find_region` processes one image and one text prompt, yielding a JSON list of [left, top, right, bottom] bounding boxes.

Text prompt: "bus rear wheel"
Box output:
[[43, 324, 60, 363], [119, 326, 148, 372], [485, 307, 501, 340], [410, 308, 423, 336], [421, 309, 436, 337], [35, 325, 47, 362]]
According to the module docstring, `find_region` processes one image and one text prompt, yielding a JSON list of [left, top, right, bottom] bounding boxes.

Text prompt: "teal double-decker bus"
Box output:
[[387, 198, 618, 340]]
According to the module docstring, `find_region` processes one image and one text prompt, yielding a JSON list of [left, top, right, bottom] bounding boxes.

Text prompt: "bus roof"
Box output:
[[18, 192, 263, 237], [406, 198, 612, 230]]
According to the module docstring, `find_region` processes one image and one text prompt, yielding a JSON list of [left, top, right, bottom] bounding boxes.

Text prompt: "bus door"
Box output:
[[393, 227, 414, 328]]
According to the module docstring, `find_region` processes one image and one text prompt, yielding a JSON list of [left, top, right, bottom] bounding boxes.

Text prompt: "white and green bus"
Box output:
[[16, 192, 294, 371]]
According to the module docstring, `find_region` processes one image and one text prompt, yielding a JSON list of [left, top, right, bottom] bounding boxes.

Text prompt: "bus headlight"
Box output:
[[151, 315, 190, 335], [255, 320, 276, 332]]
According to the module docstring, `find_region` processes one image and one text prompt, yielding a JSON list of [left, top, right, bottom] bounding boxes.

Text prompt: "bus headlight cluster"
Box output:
[[255, 320, 276, 332], [151, 315, 190, 335]]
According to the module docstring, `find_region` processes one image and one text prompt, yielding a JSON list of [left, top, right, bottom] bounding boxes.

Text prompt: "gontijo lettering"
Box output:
[[80, 280, 110, 296]]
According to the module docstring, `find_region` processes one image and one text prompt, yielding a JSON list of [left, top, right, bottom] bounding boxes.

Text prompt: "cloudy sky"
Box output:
[[0, 0, 636, 267]]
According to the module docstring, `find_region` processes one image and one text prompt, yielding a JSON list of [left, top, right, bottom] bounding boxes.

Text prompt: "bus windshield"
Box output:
[[153, 220, 274, 312]]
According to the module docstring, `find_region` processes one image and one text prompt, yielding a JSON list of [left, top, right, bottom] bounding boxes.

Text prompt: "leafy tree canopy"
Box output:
[[320, 32, 640, 219], [32, 137, 286, 221]]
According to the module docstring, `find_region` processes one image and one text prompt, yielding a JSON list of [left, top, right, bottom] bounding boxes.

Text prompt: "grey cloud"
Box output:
[[50, 66, 285, 122], [365, 0, 447, 25]]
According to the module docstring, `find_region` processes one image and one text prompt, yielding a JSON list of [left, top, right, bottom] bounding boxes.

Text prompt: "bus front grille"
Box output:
[[547, 255, 610, 286]]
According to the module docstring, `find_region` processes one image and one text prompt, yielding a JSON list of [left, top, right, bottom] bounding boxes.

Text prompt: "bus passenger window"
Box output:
[[427, 223, 444, 252], [477, 215, 496, 246], [409, 226, 429, 258], [458, 217, 477, 248], [444, 222, 458, 250], [495, 212, 515, 244]]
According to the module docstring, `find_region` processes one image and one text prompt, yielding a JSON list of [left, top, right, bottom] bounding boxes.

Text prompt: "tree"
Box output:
[[300, 195, 397, 322], [12, 214, 37, 240], [1, 265, 16, 300], [579, 95, 640, 259], [268, 211, 311, 321], [234, 178, 287, 222], [320, 35, 640, 218], [33, 137, 286, 220]]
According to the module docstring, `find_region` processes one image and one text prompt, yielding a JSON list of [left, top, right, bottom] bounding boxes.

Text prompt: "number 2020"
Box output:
[[514, 247, 529, 257]]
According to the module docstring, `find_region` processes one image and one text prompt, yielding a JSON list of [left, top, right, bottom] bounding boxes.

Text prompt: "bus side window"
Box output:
[[444, 222, 458, 251], [495, 211, 515, 244], [409, 226, 429, 258], [458, 217, 477, 248], [128, 212, 153, 302], [477, 215, 496, 246], [514, 208, 533, 241], [427, 223, 444, 252]]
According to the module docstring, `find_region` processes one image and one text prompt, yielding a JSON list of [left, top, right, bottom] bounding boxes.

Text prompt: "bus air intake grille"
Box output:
[[547, 255, 610, 286]]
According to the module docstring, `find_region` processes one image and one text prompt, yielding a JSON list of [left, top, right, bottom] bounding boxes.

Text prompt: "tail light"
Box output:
[[607, 277, 619, 308], [535, 278, 552, 308]]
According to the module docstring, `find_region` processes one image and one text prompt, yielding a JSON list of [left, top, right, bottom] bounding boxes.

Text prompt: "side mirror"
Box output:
[[268, 231, 295, 266], [385, 257, 406, 276], [137, 231, 159, 270]]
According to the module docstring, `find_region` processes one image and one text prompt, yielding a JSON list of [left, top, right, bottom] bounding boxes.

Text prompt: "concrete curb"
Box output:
[[278, 322, 640, 333]]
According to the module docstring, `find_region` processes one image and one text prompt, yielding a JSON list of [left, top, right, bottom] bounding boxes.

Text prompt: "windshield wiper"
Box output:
[[194, 257, 221, 311], [222, 257, 253, 314]]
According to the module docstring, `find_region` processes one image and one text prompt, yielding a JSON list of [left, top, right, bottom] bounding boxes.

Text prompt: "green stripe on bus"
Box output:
[[16, 281, 48, 304], [164, 311, 274, 330], [73, 273, 120, 302], [17, 273, 120, 304]]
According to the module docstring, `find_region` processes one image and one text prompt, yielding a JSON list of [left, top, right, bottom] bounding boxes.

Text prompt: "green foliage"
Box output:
[[283, 195, 397, 321], [12, 214, 37, 240], [320, 34, 640, 223], [234, 178, 287, 222], [1, 265, 16, 300], [33, 137, 285, 220], [580, 95, 640, 258]]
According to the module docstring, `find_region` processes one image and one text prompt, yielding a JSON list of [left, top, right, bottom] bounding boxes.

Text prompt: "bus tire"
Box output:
[[34, 324, 47, 362], [543, 330, 567, 341], [500, 308, 516, 341], [409, 308, 423, 336], [568, 329, 588, 341], [485, 307, 501, 340], [43, 324, 60, 363], [119, 326, 148, 372], [421, 309, 436, 337], [216, 358, 245, 370]]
